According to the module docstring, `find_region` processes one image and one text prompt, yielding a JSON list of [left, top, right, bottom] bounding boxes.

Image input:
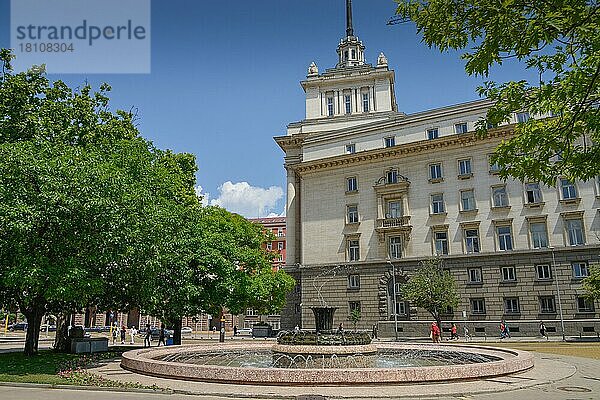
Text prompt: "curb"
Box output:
[[0, 380, 172, 395]]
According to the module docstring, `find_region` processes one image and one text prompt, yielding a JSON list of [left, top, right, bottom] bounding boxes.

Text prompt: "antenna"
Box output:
[[346, 0, 354, 36]]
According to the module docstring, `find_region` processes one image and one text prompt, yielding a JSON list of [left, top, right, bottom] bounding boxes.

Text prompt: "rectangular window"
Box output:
[[468, 268, 482, 284], [431, 194, 445, 214], [455, 122, 468, 134], [347, 205, 359, 224], [458, 158, 472, 176], [460, 189, 476, 211], [434, 230, 449, 255], [387, 169, 398, 184], [501, 266, 516, 282], [566, 218, 585, 246], [489, 155, 500, 173], [525, 183, 542, 204], [278, 242, 284, 250], [327, 97, 334, 116], [395, 301, 407, 316], [427, 128, 439, 140], [246, 309, 257, 316], [539, 296, 556, 313], [389, 236, 402, 259], [465, 229, 480, 253], [348, 274, 360, 289], [384, 136, 395, 148], [344, 95, 352, 114], [362, 93, 369, 112], [278, 229, 284, 237], [429, 163, 443, 180], [560, 178, 577, 200], [572, 262, 589, 278], [577, 297, 595, 312], [348, 239, 360, 261], [346, 143, 356, 154], [516, 112, 530, 123], [504, 297, 520, 314], [266, 242, 272, 251], [536, 264, 552, 280], [497, 226, 513, 251], [492, 185, 509, 207], [471, 298, 486, 314], [387, 200, 402, 219], [347, 176, 358, 192], [530, 222, 548, 248], [349, 301, 361, 313]]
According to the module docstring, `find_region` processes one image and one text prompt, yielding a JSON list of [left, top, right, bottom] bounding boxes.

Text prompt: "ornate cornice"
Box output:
[[274, 134, 308, 152], [292, 128, 514, 175]]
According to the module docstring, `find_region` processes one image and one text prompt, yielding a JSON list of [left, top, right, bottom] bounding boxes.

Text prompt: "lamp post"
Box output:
[[549, 247, 566, 341], [387, 260, 399, 341]]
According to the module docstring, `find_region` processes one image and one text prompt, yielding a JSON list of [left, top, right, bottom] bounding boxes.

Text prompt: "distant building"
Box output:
[[275, 0, 600, 337]]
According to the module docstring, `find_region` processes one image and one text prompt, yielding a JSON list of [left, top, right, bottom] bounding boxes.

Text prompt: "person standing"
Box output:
[[120, 324, 126, 344], [233, 325, 238, 336], [372, 323, 378, 340], [111, 325, 118, 345], [539, 321, 547, 340], [158, 323, 166, 346], [430, 322, 440, 343], [450, 323, 458, 340], [144, 323, 151, 348], [130, 326, 137, 344]]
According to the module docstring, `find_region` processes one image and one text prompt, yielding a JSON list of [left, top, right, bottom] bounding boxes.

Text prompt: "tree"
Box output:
[[349, 307, 361, 331], [583, 264, 600, 300], [395, 0, 600, 185], [400, 258, 459, 331]]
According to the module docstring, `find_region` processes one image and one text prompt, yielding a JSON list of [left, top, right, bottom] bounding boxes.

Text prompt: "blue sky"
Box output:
[[0, 0, 536, 217]]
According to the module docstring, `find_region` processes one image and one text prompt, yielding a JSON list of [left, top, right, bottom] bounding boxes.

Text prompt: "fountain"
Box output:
[[120, 306, 534, 385]]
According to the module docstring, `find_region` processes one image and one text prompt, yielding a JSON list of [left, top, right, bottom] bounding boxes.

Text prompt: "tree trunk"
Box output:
[[172, 317, 182, 345], [23, 305, 44, 356], [53, 312, 71, 352]]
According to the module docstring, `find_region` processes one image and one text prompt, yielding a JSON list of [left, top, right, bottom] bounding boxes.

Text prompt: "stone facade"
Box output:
[[276, 2, 600, 337]]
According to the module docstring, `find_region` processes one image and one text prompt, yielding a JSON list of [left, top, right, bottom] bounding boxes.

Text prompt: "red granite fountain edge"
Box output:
[[120, 342, 534, 386]]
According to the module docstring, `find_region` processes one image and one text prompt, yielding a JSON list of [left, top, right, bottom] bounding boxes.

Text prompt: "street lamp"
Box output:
[[549, 247, 566, 341], [387, 260, 399, 341]]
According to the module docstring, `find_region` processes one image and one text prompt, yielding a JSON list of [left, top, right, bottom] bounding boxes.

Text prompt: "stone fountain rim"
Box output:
[[120, 342, 534, 386]]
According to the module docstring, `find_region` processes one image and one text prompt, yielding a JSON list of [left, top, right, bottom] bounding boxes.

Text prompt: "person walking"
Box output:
[[464, 326, 471, 341], [450, 323, 458, 340], [144, 323, 151, 348], [158, 323, 166, 346], [372, 323, 378, 340], [539, 321, 548, 340], [111, 325, 118, 345], [130, 326, 137, 344], [233, 325, 238, 336], [120, 324, 126, 344], [430, 322, 440, 343]]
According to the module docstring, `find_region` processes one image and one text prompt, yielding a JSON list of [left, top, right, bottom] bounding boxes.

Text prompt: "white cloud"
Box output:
[[194, 185, 209, 206], [210, 181, 284, 218], [266, 211, 286, 218]]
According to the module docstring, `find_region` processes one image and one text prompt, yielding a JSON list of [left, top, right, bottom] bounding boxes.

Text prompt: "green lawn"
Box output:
[[478, 341, 600, 360], [0, 351, 82, 384]]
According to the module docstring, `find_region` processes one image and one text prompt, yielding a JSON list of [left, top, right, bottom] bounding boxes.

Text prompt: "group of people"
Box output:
[[111, 324, 137, 345], [429, 322, 461, 343]]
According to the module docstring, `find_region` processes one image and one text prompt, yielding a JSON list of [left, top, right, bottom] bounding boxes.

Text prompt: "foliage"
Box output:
[[395, 0, 600, 185], [349, 307, 361, 330], [583, 264, 600, 300], [400, 258, 459, 326]]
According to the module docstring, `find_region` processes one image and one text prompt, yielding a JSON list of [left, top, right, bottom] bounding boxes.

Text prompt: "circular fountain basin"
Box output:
[[121, 343, 534, 385]]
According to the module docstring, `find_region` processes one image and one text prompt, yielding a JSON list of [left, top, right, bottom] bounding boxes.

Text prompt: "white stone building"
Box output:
[[276, 1, 600, 337]]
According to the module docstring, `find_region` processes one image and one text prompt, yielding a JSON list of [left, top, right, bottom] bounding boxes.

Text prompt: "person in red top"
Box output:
[[430, 322, 441, 343], [450, 323, 458, 340]]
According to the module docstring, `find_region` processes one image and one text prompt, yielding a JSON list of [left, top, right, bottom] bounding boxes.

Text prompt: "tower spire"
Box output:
[[346, 0, 354, 37]]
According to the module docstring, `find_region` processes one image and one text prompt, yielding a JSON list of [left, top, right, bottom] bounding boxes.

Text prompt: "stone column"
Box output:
[[286, 167, 297, 265]]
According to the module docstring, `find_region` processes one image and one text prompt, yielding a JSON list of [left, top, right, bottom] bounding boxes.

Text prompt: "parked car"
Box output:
[[150, 327, 173, 340], [181, 327, 193, 336], [39, 324, 57, 332], [8, 322, 28, 331], [237, 327, 252, 336]]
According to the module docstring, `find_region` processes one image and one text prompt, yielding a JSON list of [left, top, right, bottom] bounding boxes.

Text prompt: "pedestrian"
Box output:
[[144, 323, 151, 347], [120, 324, 126, 344], [130, 325, 137, 344], [294, 325, 300, 333], [372, 323, 378, 340], [539, 321, 547, 340], [450, 323, 458, 340], [111, 325, 118, 345], [430, 322, 440, 343], [464, 326, 471, 341], [337, 322, 344, 334], [500, 319, 511, 339], [233, 325, 238, 336], [158, 323, 166, 346]]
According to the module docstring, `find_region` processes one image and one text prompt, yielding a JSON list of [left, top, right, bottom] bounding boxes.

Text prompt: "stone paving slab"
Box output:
[[92, 353, 574, 399]]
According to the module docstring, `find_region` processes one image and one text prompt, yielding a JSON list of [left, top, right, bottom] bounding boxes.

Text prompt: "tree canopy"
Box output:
[[401, 258, 459, 328], [395, 0, 600, 185]]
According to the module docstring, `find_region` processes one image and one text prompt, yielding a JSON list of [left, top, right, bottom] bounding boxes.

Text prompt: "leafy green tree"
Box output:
[[400, 258, 459, 332], [349, 307, 361, 331], [395, 0, 600, 185], [583, 264, 600, 300]]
